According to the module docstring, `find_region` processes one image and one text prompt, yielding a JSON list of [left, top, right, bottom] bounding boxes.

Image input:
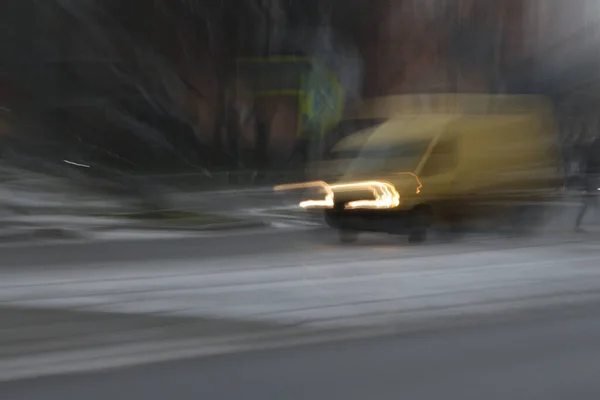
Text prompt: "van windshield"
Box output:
[[346, 139, 431, 174]]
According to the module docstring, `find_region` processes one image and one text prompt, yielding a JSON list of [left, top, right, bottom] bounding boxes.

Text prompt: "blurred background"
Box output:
[[4, 2, 600, 399], [1, 0, 599, 213]]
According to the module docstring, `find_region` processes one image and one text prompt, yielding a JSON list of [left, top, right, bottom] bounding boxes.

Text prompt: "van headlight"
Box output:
[[298, 181, 400, 210]]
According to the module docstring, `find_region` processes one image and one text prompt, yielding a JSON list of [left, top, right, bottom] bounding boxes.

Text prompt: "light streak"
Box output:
[[394, 172, 423, 194], [274, 180, 402, 210], [332, 181, 400, 209], [63, 160, 90, 168], [274, 181, 335, 209]]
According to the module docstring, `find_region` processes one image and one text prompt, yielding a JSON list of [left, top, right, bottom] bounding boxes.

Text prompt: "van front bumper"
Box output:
[[324, 207, 413, 233]]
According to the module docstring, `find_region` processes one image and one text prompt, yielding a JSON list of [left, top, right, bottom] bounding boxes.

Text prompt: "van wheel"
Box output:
[[441, 215, 466, 242], [338, 229, 358, 244], [408, 207, 432, 244]]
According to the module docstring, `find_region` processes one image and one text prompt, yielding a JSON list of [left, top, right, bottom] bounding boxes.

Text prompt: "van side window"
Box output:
[[420, 137, 458, 177]]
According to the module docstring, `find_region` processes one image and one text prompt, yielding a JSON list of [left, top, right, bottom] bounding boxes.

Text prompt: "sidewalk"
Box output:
[[0, 183, 278, 243], [0, 214, 270, 244]]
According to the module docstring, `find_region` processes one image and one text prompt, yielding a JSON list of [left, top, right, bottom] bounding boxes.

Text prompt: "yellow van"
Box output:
[[312, 94, 436, 181], [278, 95, 565, 243]]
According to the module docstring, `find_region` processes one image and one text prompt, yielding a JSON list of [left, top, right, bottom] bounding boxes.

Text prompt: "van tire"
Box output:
[[408, 206, 432, 244], [338, 229, 358, 244]]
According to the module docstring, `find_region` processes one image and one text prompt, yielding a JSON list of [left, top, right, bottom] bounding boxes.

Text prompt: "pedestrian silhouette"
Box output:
[[575, 137, 600, 231]]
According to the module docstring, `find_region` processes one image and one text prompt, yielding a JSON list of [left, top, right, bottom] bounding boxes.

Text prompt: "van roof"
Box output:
[[333, 112, 550, 152], [346, 94, 553, 120], [369, 114, 458, 143], [334, 114, 458, 152]]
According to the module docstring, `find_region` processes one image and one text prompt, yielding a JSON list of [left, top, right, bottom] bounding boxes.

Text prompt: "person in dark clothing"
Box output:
[[575, 137, 600, 230]]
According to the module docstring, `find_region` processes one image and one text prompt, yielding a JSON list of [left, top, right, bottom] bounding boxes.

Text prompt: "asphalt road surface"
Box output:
[[2, 216, 600, 399], [4, 299, 600, 400]]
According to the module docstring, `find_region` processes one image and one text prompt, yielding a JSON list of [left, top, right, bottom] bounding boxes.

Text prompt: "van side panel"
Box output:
[[451, 115, 559, 201]]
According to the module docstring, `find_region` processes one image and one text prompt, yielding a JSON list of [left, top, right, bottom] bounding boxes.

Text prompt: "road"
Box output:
[[4, 299, 600, 400], [2, 217, 600, 397]]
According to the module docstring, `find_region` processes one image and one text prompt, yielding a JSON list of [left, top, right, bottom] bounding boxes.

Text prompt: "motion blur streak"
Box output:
[[274, 181, 334, 208], [275, 180, 400, 209], [341, 181, 400, 209], [393, 172, 423, 194]]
